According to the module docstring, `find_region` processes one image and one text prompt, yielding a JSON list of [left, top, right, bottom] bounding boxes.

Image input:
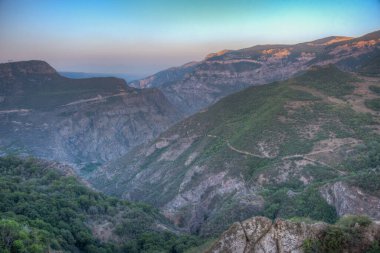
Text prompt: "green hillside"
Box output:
[[91, 65, 380, 236], [0, 156, 201, 253]]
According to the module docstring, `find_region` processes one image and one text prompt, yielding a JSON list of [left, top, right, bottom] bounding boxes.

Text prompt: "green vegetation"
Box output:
[[0, 156, 202, 253], [184, 239, 216, 253], [261, 185, 338, 224], [93, 65, 380, 236], [367, 241, 380, 253], [369, 85, 380, 95], [80, 162, 101, 175], [0, 219, 49, 253], [365, 98, 380, 111], [344, 140, 380, 172], [292, 65, 357, 97], [303, 215, 374, 253], [343, 140, 380, 196], [336, 215, 372, 228]]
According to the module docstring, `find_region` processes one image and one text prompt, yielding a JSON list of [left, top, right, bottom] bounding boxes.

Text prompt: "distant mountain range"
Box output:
[[60, 71, 143, 82], [131, 30, 380, 115]]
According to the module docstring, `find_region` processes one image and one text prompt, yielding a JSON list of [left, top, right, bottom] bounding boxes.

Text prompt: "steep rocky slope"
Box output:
[[207, 216, 380, 253], [131, 31, 380, 115], [0, 61, 181, 172], [91, 65, 380, 235]]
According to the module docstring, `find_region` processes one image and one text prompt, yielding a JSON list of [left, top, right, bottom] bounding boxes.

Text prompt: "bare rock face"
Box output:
[[0, 60, 181, 172], [207, 216, 380, 253], [131, 30, 380, 115], [320, 181, 380, 220], [207, 217, 327, 253]]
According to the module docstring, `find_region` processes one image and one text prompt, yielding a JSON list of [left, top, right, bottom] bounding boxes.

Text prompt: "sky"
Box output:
[[0, 0, 380, 77]]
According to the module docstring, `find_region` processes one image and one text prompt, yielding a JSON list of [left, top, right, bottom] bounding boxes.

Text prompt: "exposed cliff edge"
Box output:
[[320, 181, 380, 220], [207, 216, 380, 253]]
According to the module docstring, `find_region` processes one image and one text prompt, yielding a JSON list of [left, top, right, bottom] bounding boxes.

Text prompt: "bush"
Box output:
[[303, 215, 375, 253], [365, 98, 380, 111], [367, 241, 380, 253], [262, 187, 338, 223], [0, 219, 49, 253], [336, 215, 372, 228], [369, 85, 380, 95]]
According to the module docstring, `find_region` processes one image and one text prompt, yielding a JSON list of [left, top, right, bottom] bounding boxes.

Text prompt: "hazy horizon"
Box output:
[[1, 0, 380, 77]]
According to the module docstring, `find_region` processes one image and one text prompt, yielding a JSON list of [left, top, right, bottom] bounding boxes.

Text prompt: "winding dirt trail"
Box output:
[[0, 109, 31, 114], [207, 134, 268, 158], [226, 141, 267, 159], [61, 92, 128, 107], [206, 76, 380, 173]]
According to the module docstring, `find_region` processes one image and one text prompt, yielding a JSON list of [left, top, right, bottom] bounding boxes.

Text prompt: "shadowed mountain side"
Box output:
[[0, 60, 182, 173]]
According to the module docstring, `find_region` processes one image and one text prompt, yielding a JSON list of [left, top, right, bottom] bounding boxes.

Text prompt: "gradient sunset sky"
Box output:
[[1, 0, 380, 77]]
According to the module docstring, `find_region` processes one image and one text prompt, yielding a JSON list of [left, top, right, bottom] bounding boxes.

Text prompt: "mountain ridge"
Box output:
[[131, 30, 380, 115]]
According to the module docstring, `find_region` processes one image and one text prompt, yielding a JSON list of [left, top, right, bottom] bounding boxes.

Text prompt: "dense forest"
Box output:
[[0, 156, 202, 253]]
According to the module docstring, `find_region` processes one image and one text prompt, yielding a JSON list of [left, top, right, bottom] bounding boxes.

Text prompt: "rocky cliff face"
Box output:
[[0, 61, 181, 172], [206, 217, 326, 253], [90, 66, 380, 235], [320, 181, 380, 220], [131, 31, 380, 115], [207, 216, 380, 253]]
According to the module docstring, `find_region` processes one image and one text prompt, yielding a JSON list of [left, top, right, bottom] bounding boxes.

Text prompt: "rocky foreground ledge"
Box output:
[[207, 216, 380, 253]]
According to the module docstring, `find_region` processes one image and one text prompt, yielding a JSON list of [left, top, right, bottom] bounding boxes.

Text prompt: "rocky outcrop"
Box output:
[[207, 216, 380, 253], [131, 30, 380, 115], [207, 217, 326, 253], [320, 181, 380, 220], [0, 61, 181, 172]]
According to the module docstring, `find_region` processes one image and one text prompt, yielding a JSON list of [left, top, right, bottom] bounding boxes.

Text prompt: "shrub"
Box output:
[[365, 98, 380, 111], [303, 215, 375, 253], [369, 85, 380, 95], [336, 215, 372, 228]]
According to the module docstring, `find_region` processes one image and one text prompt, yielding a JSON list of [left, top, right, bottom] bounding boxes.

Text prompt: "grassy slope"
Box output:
[[0, 156, 202, 253], [292, 64, 357, 97], [94, 65, 380, 236]]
